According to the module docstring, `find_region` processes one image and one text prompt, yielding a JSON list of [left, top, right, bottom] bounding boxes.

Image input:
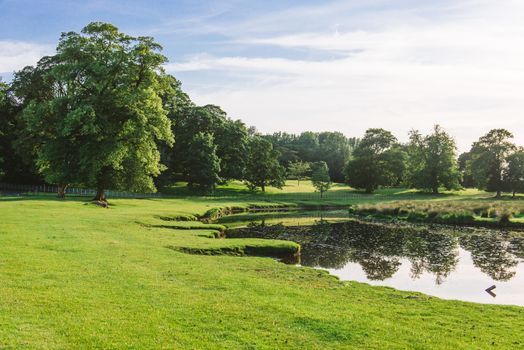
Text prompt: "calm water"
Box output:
[[226, 217, 524, 306]]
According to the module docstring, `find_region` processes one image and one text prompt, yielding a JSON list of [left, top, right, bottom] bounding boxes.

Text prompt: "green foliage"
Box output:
[[13, 22, 174, 199], [0, 81, 42, 183], [311, 161, 332, 197], [264, 131, 355, 182], [345, 128, 406, 193], [185, 132, 221, 192], [171, 103, 249, 183], [458, 151, 475, 188], [287, 160, 311, 185], [468, 129, 516, 197], [406, 125, 461, 193], [244, 136, 285, 192], [504, 150, 524, 196]]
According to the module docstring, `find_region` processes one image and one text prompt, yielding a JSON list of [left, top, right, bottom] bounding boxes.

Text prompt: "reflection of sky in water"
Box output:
[[226, 215, 524, 307], [325, 248, 524, 306]]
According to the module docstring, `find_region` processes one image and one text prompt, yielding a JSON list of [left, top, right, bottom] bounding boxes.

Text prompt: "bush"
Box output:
[[497, 210, 512, 225], [433, 212, 475, 225], [406, 211, 428, 222]]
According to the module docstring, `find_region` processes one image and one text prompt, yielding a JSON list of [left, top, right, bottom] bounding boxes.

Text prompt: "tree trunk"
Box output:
[[513, 191, 516, 198], [320, 190, 323, 198], [57, 184, 68, 198], [93, 188, 107, 202], [496, 190, 502, 198], [261, 184, 265, 192], [432, 186, 439, 194], [365, 187, 373, 194]]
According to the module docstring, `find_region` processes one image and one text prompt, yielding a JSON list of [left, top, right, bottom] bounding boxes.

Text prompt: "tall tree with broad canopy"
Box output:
[[468, 129, 516, 198], [185, 132, 221, 192], [504, 150, 524, 197], [345, 128, 406, 193], [244, 136, 285, 192], [287, 160, 310, 186], [311, 161, 332, 198], [13, 22, 174, 201], [406, 125, 461, 194]]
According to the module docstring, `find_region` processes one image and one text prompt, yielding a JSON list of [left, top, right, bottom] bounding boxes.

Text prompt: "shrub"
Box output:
[[497, 210, 512, 225], [406, 211, 428, 222]]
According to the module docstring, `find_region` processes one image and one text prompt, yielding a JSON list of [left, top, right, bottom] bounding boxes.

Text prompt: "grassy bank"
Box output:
[[351, 199, 524, 228], [1, 184, 524, 349]]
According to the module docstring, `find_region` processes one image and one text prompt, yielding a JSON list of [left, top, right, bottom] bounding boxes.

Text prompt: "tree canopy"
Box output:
[[504, 150, 524, 197], [287, 160, 310, 186], [244, 136, 285, 192], [406, 125, 461, 193], [12, 22, 174, 200], [468, 129, 516, 197], [345, 128, 405, 193]]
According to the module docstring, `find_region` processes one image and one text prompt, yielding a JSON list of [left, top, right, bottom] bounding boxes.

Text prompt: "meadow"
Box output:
[[1, 181, 524, 349]]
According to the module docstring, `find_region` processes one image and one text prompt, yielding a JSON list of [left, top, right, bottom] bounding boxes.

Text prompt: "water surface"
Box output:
[[224, 214, 524, 306]]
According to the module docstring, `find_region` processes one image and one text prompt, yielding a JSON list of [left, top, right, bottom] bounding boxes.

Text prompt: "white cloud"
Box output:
[[165, 0, 524, 152], [0, 41, 54, 74]]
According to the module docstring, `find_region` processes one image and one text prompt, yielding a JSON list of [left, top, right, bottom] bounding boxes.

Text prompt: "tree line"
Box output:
[[0, 22, 330, 200], [1, 22, 523, 200], [344, 127, 524, 198]]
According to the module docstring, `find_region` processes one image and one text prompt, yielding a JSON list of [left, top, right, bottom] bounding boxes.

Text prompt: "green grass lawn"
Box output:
[[1, 185, 524, 349]]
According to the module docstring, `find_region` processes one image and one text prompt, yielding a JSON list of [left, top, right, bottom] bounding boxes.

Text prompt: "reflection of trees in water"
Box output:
[[404, 232, 459, 285], [230, 219, 522, 283], [460, 234, 519, 281]]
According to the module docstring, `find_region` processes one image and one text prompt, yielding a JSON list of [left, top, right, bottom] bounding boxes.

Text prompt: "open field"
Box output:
[[1, 183, 524, 349]]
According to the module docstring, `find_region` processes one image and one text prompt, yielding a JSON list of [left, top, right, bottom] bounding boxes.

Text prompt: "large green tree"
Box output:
[[345, 128, 405, 193], [185, 132, 221, 192], [504, 150, 524, 197], [468, 129, 516, 198], [244, 136, 285, 192], [13, 22, 174, 200], [406, 125, 461, 194]]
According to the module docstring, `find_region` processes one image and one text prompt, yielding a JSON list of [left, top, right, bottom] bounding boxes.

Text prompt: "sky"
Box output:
[[1, 0, 524, 152]]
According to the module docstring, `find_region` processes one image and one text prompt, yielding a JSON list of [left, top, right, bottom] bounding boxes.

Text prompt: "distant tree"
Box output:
[[264, 132, 299, 166], [244, 136, 285, 192], [504, 150, 524, 197], [458, 152, 475, 188], [311, 161, 332, 198], [154, 74, 193, 187], [265, 131, 355, 182], [295, 132, 320, 162], [171, 103, 248, 183], [345, 128, 406, 193], [317, 132, 352, 182], [214, 118, 249, 181], [287, 160, 310, 186], [185, 132, 221, 192], [469, 129, 516, 198], [406, 125, 461, 194]]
